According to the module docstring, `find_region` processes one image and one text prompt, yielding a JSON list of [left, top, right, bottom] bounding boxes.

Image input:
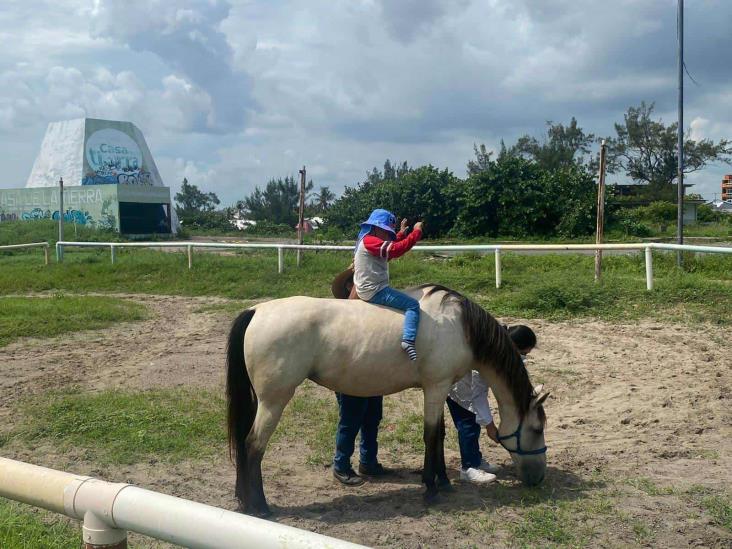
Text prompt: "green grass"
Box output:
[[701, 494, 732, 531], [272, 383, 339, 466], [511, 502, 578, 547], [11, 389, 226, 465], [626, 477, 675, 496], [2, 247, 732, 323], [0, 499, 80, 549], [0, 295, 148, 347]]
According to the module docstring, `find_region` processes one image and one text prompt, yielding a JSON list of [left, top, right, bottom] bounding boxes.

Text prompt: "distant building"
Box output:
[[722, 174, 732, 201], [708, 200, 732, 215], [0, 118, 176, 234]]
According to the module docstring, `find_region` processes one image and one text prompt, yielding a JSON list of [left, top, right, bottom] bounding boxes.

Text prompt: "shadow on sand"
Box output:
[[269, 464, 600, 524]]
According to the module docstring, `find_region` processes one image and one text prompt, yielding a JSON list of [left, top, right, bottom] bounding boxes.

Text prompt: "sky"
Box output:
[[1, 0, 731, 204]]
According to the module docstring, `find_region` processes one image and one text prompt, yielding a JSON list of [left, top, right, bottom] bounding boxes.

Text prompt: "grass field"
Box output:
[[0, 295, 147, 347], [2, 246, 732, 324]]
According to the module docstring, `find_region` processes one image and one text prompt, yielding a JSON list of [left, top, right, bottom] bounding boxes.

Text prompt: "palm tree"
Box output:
[[313, 186, 336, 213]]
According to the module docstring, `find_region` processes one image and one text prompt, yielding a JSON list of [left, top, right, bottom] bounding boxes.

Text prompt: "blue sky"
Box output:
[[1, 0, 730, 204]]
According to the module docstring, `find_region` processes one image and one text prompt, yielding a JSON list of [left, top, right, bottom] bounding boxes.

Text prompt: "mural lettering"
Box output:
[[84, 128, 152, 186]]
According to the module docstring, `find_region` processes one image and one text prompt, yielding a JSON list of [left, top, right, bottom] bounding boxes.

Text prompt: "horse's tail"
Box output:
[[227, 309, 257, 464]]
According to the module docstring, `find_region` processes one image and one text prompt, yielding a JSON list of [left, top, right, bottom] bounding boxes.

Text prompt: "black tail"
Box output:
[[227, 309, 257, 464]]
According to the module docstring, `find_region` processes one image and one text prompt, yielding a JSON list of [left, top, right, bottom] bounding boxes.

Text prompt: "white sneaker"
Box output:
[[478, 459, 500, 474], [460, 467, 497, 484]]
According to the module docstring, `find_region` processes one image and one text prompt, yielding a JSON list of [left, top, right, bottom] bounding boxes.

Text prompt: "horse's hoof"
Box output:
[[238, 503, 272, 518], [423, 487, 439, 504], [437, 477, 453, 491]]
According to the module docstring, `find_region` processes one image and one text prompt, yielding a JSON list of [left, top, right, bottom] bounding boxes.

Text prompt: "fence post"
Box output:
[[56, 242, 63, 263], [495, 248, 502, 289], [645, 246, 654, 291], [110, 245, 116, 265], [43, 244, 49, 266], [187, 245, 192, 270], [278, 247, 284, 274]]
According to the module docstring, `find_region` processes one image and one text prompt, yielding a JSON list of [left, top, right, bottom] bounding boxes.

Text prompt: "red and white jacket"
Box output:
[[353, 229, 422, 300]]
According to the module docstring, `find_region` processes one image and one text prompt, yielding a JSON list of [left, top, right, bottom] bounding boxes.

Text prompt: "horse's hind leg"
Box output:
[[422, 384, 450, 503], [241, 391, 293, 517]]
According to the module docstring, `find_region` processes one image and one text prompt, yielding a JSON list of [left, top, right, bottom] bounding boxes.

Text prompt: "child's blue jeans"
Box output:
[[368, 286, 420, 342]]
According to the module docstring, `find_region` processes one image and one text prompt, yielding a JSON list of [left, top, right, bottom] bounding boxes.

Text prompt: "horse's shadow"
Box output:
[[269, 465, 597, 524]]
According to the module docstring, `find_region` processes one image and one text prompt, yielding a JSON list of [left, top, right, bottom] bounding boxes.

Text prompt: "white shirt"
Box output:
[[447, 370, 493, 426]]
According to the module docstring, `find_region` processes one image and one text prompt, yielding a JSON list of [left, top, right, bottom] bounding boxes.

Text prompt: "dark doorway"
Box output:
[[119, 202, 171, 234]]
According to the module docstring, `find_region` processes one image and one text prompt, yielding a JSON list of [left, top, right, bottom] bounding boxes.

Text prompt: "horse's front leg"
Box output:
[[422, 384, 450, 503]]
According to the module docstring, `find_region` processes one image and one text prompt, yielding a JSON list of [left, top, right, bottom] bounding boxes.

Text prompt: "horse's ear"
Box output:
[[532, 392, 550, 408], [532, 384, 544, 397]]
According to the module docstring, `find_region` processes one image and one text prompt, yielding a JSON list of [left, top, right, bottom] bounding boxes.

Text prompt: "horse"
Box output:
[[226, 285, 549, 517]]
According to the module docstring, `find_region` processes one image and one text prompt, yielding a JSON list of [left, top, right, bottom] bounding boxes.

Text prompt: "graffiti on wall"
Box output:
[[83, 128, 152, 186], [16, 208, 94, 225]]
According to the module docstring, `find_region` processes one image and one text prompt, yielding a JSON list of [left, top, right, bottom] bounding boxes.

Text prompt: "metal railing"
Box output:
[[0, 241, 49, 265], [54, 240, 732, 291], [0, 457, 367, 549]]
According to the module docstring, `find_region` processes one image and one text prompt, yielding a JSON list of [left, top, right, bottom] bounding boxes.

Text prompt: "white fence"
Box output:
[[0, 457, 367, 549], [0, 241, 49, 264], [54, 240, 732, 291]]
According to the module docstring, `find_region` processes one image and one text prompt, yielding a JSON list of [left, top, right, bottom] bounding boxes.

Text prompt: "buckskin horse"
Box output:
[[226, 285, 549, 516]]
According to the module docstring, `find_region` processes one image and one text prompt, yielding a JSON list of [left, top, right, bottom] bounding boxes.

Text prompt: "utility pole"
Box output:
[[58, 177, 64, 262], [676, 0, 684, 266], [594, 140, 608, 282], [297, 166, 306, 267]]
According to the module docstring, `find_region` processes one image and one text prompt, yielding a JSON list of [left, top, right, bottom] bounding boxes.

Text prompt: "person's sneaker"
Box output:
[[460, 467, 497, 484], [358, 462, 389, 476], [333, 467, 365, 486], [478, 459, 500, 474]]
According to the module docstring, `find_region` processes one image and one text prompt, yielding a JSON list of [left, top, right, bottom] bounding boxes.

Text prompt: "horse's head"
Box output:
[[498, 385, 549, 486]]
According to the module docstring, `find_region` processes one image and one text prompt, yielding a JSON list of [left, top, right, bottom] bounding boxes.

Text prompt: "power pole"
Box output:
[[677, 0, 684, 266], [58, 177, 64, 262], [297, 166, 306, 267], [594, 140, 608, 282]]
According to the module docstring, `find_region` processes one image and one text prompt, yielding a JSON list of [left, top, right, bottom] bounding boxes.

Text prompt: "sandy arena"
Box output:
[[1, 294, 730, 548]]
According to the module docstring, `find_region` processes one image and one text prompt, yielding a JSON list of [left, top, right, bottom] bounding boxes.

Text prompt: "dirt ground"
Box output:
[[1, 294, 731, 548]]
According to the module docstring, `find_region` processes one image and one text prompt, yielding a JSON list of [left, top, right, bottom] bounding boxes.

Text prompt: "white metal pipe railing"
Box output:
[[0, 457, 367, 549], [51, 240, 732, 291], [0, 241, 49, 265]]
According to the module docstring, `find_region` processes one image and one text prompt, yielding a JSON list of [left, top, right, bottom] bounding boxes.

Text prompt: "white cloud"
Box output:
[[0, 0, 730, 201]]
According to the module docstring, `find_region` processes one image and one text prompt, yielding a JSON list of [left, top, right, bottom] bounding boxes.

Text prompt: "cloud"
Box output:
[[89, 0, 254, 133], [0, 0, 731, 201]]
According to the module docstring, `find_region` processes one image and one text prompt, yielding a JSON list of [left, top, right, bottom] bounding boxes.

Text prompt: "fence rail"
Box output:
[[0, 241, 49, 265], [54, 240, 732, 291], [0, 456, 366, 549]]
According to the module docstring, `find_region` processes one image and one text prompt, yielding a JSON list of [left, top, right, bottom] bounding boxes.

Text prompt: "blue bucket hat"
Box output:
[[356, 208, 397, 245]]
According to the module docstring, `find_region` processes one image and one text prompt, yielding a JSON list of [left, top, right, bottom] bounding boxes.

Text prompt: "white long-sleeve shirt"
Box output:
[[447, 370, 493, 426]]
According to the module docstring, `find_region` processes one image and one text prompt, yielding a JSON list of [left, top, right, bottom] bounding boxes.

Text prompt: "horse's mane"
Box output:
[[417, 284, 545, 422]]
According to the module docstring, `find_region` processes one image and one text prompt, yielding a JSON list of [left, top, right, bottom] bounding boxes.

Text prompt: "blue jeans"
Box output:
[[333, 393, 383, 472], [446, 397, 482, 469], [368, 286, 420, 342]]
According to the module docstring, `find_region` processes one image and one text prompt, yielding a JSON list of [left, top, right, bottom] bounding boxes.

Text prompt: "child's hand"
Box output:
[[414, 221, 424, 232], [400, 218, 409, 232]]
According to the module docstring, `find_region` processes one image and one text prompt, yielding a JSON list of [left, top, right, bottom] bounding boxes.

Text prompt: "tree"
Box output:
[[467, 144, 494, 176], [312, 186, 336, 213], [174, 178, 220, 214], [326, 163, 461, 237], [453, 156, 597, 238], [243, 176, 314, 226], [605, 102, 732, 195], [509, 118, 596, 172]]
